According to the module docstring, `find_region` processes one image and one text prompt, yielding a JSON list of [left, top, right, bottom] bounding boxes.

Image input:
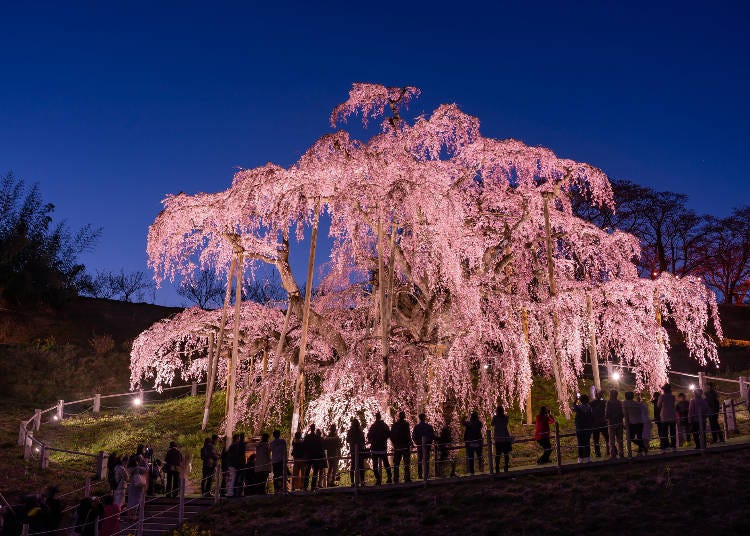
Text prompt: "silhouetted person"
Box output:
[[367, 412, 392, 484], [290, 431, 305, 491], [657, 383, 677, 451], [492, 406, 512, 472], [571, 394, 593, 462], [225, 434, 240, 497], [676, 392, 690, 446], [412, 413, 435, 479], [200, 437, 219, 496], [254, 433, 271, 494], [164, 441, 183, 498], [534, 406, 554, 464], [270, 429, 287, 493], [622, 391, 644, 454], [437, 424, 456, 477], [462, 411, 484, 474], [606, 389, 624, 458], [689, 388, 710, 449], [346, 418, 366, 486], [590, 390, 608, 457], [323, 424, 342, 487], [705, 382, 725, 443], [390, 411, 412, 483], [303, 424, 325, 490]]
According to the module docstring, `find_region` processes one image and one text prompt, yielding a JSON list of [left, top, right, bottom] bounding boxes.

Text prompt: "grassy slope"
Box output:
[[186, 448, 750, 536]]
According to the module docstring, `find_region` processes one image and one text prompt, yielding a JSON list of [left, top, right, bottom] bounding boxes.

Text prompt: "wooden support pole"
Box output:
[[542, 192, 568, 412], [191, 382, 198, 397], [698, 372, 706, 391], [586, 293, 601, 392], [225, 251, 244, 443], [33, 409, 41, 431], [554, 421, 562, 474], [93, 394, 101, 414], [290, 200, 320, 436], [56, 400, 64, 421], [521, 308, 533, 425], [203, 255, 237, 432]]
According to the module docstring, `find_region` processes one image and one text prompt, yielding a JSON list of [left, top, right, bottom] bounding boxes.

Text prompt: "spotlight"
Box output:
[[133, 398, 142, 407], [483, 364, 489, 370], [612, 371, 621, 382], [689, 384, 695, 391], [52, 415, 58, 421], [34, 447, 40, 453]]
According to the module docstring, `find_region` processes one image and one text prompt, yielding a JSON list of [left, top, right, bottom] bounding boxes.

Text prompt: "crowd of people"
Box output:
[[570, 382, 726, 463], [0, 382, 733, 535]]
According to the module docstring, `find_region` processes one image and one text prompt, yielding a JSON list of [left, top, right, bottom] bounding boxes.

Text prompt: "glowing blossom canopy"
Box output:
[[133, 82, 722, 431]]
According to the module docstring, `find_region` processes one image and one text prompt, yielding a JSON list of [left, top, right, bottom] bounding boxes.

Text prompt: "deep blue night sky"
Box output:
[[1, 1, 748, 305]]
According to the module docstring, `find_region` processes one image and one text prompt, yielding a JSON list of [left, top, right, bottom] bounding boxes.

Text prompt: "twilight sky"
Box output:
[[1, 1, 748, 306]]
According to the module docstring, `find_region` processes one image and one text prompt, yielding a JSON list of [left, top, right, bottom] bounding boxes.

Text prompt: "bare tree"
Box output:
[[102, 269, 155, 302], [699, 206, 750, 304], [243, 269, 286, 304], [177, 268, 225, 309]]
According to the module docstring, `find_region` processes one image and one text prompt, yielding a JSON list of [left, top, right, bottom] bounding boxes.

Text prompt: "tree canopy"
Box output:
[[132, 84, 721, 432]]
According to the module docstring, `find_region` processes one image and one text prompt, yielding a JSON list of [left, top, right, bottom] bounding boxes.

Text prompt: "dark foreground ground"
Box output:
[[183, 446, 750, 536]]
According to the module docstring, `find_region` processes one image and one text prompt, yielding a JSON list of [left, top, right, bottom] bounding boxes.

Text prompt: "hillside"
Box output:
[[0, 297, 182, 404]]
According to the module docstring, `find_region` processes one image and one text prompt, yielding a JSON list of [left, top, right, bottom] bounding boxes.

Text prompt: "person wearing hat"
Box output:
[[164, 441, 183, 497]]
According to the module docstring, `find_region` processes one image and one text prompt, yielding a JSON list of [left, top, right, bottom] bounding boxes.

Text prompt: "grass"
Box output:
[[183, 448, 750, 535]]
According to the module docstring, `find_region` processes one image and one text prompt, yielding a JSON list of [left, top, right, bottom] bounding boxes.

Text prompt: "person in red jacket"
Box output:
[[535, 406, 555, 464]]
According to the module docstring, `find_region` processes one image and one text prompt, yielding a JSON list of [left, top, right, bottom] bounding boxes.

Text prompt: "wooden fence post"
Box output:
[[353, 444, 360, 495], [178, 473, 185, 523], [18, 422, 27, 447], [93, 394, 101, 414], [84, 477, 91, 498], [554, 421, 562, 474], [698, 372, 705, 391], [624, 413, 632, 458], [23, 431, 33, 460], [96, 451, 108, 480], [56, 400, 64, 421], [40, 442, 49, 469], [214, 463, 221, 503], [487, 429, 494, 475], [191, 382, 198, 397], [34, 409, 41, 431]]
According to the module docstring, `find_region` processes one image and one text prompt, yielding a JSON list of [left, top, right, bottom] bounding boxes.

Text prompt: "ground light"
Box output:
[[133, 397, 143, 407], [612, 371, 621, 382]]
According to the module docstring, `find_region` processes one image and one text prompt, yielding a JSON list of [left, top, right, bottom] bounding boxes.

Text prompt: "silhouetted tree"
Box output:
[[699, 207, 750, 304], [0, 172, 100, 307], [177, 268, 225, 309]]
